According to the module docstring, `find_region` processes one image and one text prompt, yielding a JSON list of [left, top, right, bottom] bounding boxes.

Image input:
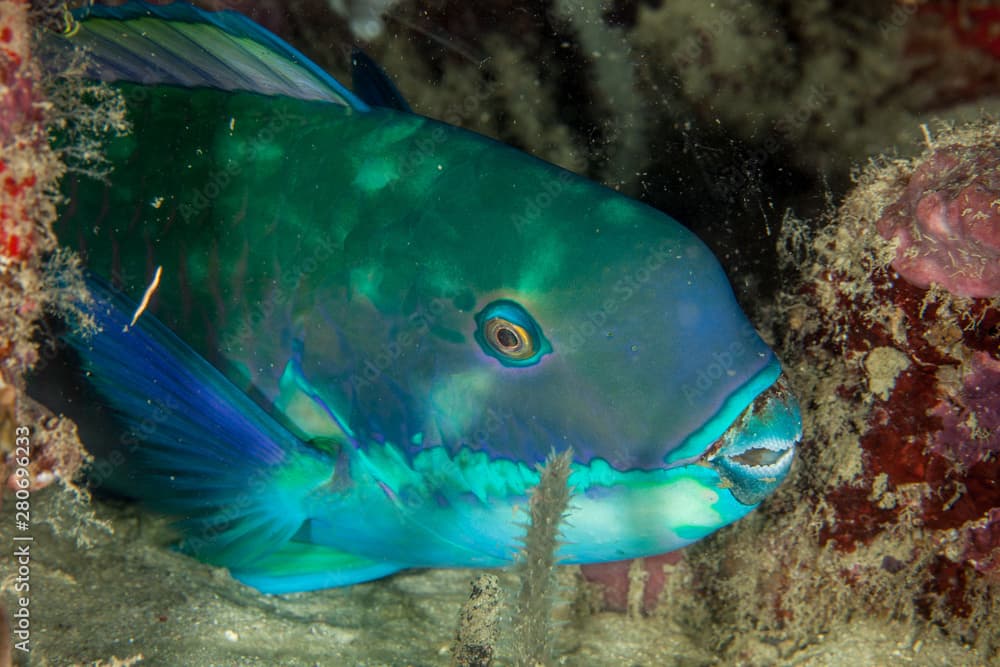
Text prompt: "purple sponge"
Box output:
[[876, 144, 1000, 298]]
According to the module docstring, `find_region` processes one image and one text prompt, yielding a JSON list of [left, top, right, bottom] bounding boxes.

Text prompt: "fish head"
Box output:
[[288, 133, 802, 557], [328, 153, 795, 474]]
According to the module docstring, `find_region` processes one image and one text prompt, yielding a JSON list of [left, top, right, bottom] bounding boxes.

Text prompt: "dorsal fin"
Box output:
[[61, 1, 369, 110], [350, 48, 412, 112]]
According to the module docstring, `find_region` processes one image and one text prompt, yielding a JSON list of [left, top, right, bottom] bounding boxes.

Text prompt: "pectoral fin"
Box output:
[[275, 346, 354, 441], [230, 541, 404, 593]]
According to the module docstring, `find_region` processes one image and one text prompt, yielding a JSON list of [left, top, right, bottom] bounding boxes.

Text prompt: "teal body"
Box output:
[[47, 3, 801, 592]]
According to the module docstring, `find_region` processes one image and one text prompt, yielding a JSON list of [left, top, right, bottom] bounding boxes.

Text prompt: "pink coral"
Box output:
[[876, 143, 1000, 298]]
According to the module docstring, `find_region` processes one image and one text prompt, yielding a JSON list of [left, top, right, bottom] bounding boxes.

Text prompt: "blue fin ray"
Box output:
[[68, 277, 337, 570], [60, 1, 369, 109]]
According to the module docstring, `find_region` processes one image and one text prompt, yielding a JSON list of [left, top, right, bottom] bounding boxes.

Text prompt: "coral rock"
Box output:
[[794, 122, 1000, 633]]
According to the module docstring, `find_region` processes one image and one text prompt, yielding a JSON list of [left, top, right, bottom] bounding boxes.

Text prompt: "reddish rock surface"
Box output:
[[580, 551, 684, 614], [876, 142, 1000, 298]]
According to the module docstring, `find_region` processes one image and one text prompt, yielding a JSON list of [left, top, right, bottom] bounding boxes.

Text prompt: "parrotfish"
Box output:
[[40, 2, 801, 593]]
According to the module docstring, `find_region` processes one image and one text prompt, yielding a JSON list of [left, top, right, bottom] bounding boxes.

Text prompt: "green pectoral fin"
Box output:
[[229, 541, 404, 593]]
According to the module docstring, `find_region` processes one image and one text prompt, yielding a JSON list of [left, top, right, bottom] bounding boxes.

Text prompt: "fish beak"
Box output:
[[701, 375, 802, 505]]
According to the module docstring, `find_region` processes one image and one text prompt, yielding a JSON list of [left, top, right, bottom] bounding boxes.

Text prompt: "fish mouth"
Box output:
[[699, 375, 802, 505]]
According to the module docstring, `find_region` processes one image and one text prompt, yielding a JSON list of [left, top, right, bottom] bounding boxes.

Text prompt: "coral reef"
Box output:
[[0, 0, 92, 500], [639, 119, 1000, 664], [801, 119, 1000, 612], [905, 3, 1000, 109], [580, 126, 1000, 626], [1, 0, 59, 367]]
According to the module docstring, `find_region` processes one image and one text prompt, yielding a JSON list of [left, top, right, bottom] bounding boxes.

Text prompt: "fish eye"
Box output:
[[474, 300, 551, 367], [485, 318, 532, 357]]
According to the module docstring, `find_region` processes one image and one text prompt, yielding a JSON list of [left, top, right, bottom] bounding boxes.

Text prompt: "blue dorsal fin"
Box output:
[[64, 1, 369, 110], [350, 48, 412, 112]]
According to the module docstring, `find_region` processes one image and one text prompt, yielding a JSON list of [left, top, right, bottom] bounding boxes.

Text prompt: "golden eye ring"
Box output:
[[474, 299, 551, 367], [484, 318, 535, 359]]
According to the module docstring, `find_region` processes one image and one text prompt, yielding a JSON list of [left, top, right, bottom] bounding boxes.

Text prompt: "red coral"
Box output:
[[0, 0, 45, 263], [0, 1, 87, 502], [811, 226, 1000, 623]]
